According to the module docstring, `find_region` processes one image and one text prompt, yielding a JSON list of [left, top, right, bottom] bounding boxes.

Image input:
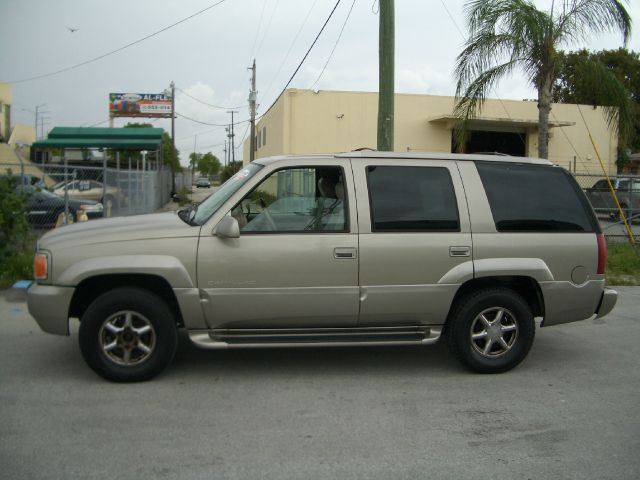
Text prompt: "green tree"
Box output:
[[0, 173, 32, 286], [197, 152, 221, 177], [554, 48, 640, 166], [454, 0, 632, 159], [123, 123, 180, 172], [220, 161, 243, 182]]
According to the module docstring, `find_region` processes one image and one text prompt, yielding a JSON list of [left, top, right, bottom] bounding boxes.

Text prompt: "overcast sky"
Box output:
[[1, 0, 638, 165]]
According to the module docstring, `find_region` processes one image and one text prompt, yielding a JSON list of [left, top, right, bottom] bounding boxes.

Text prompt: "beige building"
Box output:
[[0, 81, 12, 143], [244, 89, 618, 175]]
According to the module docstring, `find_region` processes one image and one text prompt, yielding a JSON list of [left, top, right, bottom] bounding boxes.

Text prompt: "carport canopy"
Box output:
[[32, 127, 163, 150]]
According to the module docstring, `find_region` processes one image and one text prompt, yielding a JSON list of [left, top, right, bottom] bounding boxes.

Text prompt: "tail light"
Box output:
[[596, 233, 607, 275]]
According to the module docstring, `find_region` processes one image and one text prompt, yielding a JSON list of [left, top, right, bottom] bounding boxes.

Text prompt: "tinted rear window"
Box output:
[[476, 162, 597, 232], [367, 166, 459, 231]]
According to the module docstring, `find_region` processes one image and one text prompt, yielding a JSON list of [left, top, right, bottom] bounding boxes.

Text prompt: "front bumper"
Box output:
[[27, 284, 75, 336], [595, 287, 618, 319]]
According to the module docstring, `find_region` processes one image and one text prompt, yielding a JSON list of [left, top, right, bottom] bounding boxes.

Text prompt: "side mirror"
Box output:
[[215, 216, 240, 239]]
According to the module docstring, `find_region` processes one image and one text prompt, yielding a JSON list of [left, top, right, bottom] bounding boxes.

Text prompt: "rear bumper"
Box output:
[[595, 287, 618, 319], [27, 284, 75, 336]]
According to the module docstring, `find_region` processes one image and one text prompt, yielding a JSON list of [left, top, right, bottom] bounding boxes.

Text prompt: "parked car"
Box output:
[[23, 186, 103, 228], [585, 177, 640, 221], [195, 177, 211, 188], [27, 152, 616, 382], [51, 180, 122, 210]]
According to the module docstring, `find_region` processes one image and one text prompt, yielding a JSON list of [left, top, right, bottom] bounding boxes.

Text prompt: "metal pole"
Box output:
[[249, 59, 257, 162], [116, 151, 120, 215], [102, 151, 108, 217], [377, 0, 395, 152], [63, 149, 69, 224], [227, 110, 238, 164], [170, 81, 176, 194]]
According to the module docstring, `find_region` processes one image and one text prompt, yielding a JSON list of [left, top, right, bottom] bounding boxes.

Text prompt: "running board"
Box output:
[[188, 326, 442, 349]]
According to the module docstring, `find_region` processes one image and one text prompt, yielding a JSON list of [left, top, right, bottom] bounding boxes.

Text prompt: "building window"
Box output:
[[262, 126, 267, 147]]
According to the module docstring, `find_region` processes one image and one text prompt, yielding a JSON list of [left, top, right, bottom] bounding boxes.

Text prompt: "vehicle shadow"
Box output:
[[169, 331, 462, 379]]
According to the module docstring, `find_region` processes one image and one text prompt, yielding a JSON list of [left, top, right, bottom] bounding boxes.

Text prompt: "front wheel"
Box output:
[[446, 288, 535, 373], [79, 288, 178, 382]]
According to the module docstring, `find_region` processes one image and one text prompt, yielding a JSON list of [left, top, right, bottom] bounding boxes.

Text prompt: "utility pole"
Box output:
[[223, 139, 228, 168], [227, 110, 238, 164], [170, 81, 176, 194], [248, 59, 257, 162], [377, 0, 395, 152]]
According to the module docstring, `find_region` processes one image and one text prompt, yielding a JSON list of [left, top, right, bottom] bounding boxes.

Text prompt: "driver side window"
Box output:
[[231, 166, 348, 234]]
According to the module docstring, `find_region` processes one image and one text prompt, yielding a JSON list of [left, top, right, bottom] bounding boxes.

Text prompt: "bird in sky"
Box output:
[[66, 27, 79, 33]]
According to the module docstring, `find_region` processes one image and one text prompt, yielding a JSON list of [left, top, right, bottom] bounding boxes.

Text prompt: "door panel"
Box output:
[[352, 160, 472, 326], [197, 161, 359, 329]]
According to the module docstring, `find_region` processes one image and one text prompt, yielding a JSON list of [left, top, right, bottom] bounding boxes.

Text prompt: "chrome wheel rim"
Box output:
[[99, 311, 156, 366], [470, 307, 518, 358]]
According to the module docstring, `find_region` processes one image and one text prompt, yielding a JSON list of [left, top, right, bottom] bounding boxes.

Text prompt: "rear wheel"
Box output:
[[79, 288, 178, 382], [446, 288, 535, 373]]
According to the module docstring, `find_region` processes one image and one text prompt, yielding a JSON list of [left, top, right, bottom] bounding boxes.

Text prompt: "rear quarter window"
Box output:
[[475, 162, 598, 233]]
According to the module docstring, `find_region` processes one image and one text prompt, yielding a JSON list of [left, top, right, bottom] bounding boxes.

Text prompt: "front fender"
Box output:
[[56, 255, 194, 288]]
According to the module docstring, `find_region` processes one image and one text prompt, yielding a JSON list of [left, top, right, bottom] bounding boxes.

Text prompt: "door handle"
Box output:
[[449, 246, 471, 257], [334, 247, 357, 259]]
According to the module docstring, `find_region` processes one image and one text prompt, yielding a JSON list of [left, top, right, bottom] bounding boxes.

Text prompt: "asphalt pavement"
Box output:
[[1, 287, 639, 480]]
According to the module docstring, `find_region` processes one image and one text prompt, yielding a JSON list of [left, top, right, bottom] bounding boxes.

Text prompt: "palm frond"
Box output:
[[572, 58, 635, 143], [556, 0, 632, 46], [453, 59, 522, 147]]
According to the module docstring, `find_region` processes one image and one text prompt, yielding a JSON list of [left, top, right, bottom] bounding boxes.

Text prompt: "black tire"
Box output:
[[79, 288, 178, 382], [446, 288, 535, 374]]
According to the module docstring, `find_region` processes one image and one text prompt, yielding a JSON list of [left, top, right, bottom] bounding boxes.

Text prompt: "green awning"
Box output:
[[32, 127, 163, 150]]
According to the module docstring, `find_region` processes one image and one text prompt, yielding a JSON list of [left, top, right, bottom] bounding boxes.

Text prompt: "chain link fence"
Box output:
[[573, 173, 640, 243], [2, 161, 172, 232]]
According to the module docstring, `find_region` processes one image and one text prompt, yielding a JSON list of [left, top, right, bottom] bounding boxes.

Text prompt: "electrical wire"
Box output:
[[176, 111, 250, 127], [262, 0, 320, 101], [258, 0, 344, 122], [176, 87, 247, 110], [255, 0, 281, 58], [7, 0, 229, 84], [249, 0, 269, 60], [309, 0, 357, 90]]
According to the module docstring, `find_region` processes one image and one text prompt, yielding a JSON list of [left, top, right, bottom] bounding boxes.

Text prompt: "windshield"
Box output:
[[190, 163, 263, 225]]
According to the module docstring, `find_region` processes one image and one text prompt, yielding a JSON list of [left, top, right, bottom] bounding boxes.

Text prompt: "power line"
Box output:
[[309, 0, 357, 90], [7, 0, 229, 84], [176, 86, 247, 110], [250, 0, 269, 59], [258, 0, 344, 122], [255, 0, 281, 58], [262, 0, 321, 101], [176, 111, 250, 127]]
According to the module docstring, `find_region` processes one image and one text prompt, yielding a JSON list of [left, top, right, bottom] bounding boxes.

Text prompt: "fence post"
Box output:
[[63, 149, 69, 225]]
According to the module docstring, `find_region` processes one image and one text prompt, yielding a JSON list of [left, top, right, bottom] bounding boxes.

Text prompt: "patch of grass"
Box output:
[[606, 243, 640, 286], [0, 249, 33, 288]]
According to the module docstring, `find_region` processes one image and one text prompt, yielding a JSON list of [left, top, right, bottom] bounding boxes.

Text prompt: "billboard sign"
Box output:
[[109, 92, 172, 118]]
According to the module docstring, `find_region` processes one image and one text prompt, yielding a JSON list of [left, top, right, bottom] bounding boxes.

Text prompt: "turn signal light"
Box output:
[[34, 253, 48, 280]]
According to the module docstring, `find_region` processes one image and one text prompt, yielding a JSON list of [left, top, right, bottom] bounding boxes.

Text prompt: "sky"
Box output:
[[1, 0, 639, 165]]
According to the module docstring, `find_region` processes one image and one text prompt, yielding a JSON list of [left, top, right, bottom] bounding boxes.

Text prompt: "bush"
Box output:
[[220, 161, 243, 183], [0, 173, 32, 287]]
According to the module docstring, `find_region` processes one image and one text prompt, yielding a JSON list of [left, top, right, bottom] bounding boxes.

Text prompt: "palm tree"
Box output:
[[454, 0, 632, 159]]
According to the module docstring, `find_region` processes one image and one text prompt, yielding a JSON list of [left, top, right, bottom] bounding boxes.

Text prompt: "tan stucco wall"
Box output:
[[244, 89, 617, 175], [8, 123, 36, 146], [0, 82, 12, 141]]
